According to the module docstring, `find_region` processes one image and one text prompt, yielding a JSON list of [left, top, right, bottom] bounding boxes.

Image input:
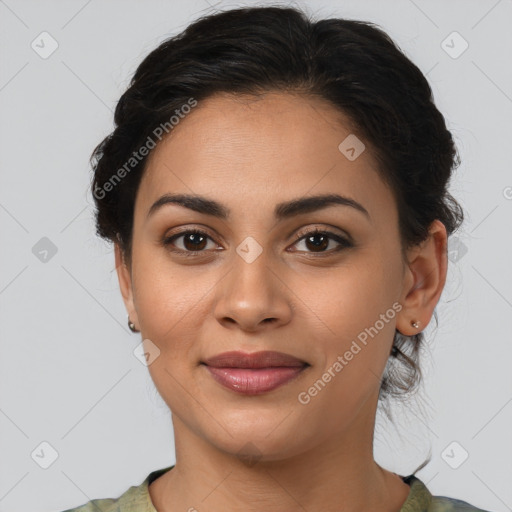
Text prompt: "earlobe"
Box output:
[[114, 243, 139, 329], [396, 220, 448, 336]]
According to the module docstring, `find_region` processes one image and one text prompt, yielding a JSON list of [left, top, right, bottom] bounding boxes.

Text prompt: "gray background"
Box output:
[[0, 0, 511, 511]]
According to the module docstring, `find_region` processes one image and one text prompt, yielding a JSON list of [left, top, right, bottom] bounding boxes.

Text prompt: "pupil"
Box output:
[[306, 234, 328, 251], [185, 233, 206, 250]]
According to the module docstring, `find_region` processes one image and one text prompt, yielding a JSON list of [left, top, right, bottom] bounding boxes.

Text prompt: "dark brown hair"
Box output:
[[89, 5, 463, 408]]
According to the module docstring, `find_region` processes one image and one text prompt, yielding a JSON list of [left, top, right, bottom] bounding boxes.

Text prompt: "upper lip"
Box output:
[[202, 350, 308, 369]]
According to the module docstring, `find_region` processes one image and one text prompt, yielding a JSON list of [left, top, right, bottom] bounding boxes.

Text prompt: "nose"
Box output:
[[213, 249, 293, 333]]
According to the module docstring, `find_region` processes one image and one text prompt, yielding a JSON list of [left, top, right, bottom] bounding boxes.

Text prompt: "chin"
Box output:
[[197, 414, 313, 464]]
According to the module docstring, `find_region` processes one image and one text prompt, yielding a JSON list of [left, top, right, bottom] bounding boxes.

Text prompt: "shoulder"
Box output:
[[56, 483, 142, 512], [402, 475, 495, 512], [56, 465, 174, 512], [430, 495, 494, 511], [58, 496, 118, 512]]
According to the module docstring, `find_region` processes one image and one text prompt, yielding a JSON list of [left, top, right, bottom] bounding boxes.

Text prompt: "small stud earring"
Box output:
[[411, 320, 420, 329], [128, 315, 139, 333]]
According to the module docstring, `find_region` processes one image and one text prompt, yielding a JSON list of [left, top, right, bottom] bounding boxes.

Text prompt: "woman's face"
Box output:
[[116, 91, 445, 461]]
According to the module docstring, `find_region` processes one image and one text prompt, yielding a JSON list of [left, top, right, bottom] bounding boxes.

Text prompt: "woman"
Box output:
[[61, 5, 492, 512]]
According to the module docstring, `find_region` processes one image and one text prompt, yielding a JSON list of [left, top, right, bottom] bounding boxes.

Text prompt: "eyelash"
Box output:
[[162, 227, 353, 258]]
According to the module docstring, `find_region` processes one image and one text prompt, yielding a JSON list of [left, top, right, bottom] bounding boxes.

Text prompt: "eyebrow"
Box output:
[[146, 193, 371, 222]]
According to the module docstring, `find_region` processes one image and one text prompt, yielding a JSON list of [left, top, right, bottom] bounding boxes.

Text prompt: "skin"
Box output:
[[115, 91, 447, 511]]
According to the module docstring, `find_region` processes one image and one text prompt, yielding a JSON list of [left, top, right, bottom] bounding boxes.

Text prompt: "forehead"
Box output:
[[136, 91, 394, 222]]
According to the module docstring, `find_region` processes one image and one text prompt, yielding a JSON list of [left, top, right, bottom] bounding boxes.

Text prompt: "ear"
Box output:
[[114, 242, 139, 330], [396, 220, 448, 336]]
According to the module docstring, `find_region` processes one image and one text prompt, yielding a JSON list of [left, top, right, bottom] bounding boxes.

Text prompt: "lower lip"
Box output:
[[203, 365, 307, 395]]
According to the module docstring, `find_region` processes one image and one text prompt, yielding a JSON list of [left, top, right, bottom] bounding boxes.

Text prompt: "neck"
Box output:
[[149, 398, 411, 512]]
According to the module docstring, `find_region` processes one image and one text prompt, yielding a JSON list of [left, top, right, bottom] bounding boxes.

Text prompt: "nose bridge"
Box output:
[[213, 237, 292, 329], [227, 239, 275, 302]]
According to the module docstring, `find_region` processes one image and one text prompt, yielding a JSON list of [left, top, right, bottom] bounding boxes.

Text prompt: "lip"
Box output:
[[201, 351, 309, 395], [202, 350, 307, 368]]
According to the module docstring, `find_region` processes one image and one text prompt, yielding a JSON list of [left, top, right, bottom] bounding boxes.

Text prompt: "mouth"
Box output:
[[201, 350, 310, 395]]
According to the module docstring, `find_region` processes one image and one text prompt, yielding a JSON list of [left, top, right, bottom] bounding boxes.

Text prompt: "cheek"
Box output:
[[131, 253, 210, 410], [296, 257, 399, 342], [293, 267, 400, 433], [131, 242, 208, 323], [130, 247, 208, 360], [294, 252, 402, 392]]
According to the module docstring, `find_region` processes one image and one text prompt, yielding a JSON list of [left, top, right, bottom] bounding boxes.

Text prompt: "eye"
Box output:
[[162, 226, 353, 257], [162, 229, 219, 255], [289, 227, 353, 254]]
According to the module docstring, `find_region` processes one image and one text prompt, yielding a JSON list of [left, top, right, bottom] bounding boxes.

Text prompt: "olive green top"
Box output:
[[58, 465, 492, 512]]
